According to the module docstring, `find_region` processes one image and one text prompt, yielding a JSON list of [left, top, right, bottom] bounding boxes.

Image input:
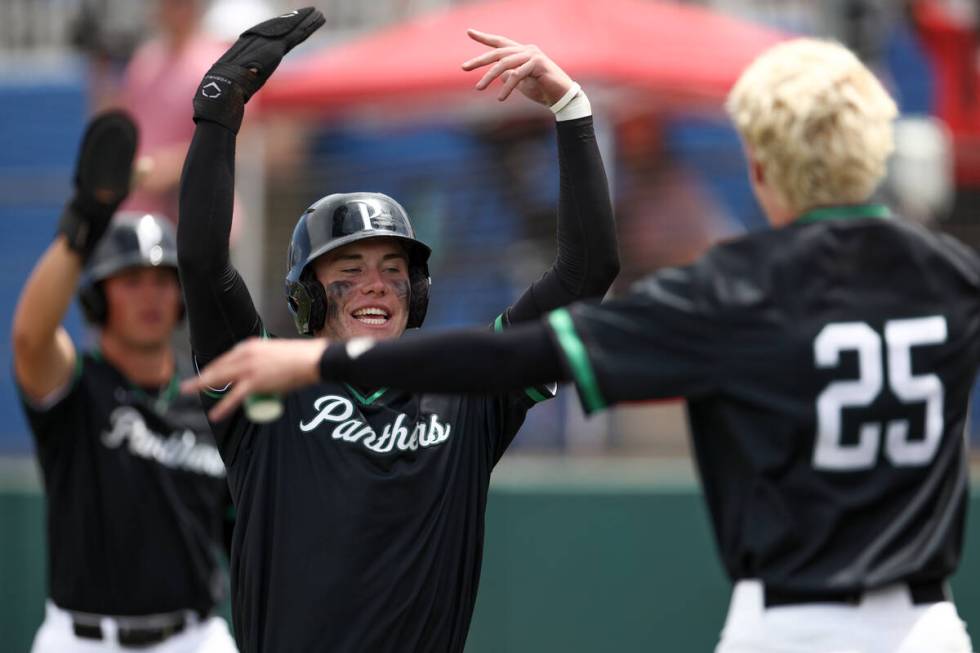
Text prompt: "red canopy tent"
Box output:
[[262, 0, 788, 113]]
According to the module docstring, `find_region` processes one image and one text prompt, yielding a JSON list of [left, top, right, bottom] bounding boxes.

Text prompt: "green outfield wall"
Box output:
[[3, 475, 979, 652]]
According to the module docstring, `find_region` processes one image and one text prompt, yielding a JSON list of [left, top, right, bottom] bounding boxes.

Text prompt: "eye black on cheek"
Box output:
[[325, 281, 354, 301], [392, 279, 410, 301], [324, 281, 354, 324]]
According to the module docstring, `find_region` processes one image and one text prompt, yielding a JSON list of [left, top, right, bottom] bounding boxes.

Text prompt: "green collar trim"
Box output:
[[493, 314, 505, 332], [91, 347, 178, 409], [131, 373, 180, 408], [795, 203, 891, 225], [345, 384, 388, 406]]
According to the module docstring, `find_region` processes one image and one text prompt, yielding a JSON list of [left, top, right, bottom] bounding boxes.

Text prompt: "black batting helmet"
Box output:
[[285, 192, 431, 336], [78, 212, 180, 324]]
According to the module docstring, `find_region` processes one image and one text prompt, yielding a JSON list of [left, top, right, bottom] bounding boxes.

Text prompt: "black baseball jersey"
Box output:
[[549, 205, 980, 595], [18, 349, 229, 616], [180, 109, 613, 651], [205, 353, 551, 652]]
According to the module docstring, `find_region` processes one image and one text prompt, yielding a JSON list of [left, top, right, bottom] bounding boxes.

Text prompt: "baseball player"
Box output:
[[12, 112, 237, 652], [192, 38, 979, 653], [177, 7, 618, 652]]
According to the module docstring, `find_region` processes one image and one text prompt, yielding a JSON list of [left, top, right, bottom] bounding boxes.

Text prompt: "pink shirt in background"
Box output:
[[120, 35, 228, 223]]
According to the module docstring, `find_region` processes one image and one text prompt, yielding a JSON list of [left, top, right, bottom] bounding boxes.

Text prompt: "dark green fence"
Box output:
[[3, 485, 978, 652]]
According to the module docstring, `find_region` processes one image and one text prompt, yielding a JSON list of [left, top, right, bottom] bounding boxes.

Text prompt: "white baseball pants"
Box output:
[[716, 580, 973, 653], [30, 600, 238, 653]]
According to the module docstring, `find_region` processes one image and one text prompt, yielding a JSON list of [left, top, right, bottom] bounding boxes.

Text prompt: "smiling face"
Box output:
[[311, 237, 411, 341], [102, 266, 182, 350]]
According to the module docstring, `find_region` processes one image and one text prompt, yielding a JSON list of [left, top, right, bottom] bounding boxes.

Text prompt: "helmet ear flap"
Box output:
[[407, 263, 430, 329], [79, 282, 107, 325], [286, 269, 328, 336]]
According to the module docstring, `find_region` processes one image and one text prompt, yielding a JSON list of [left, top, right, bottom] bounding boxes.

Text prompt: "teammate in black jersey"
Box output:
[[193, 38, 979, 653], [177, 8, 617, 653], [13, 112, 237, 651]]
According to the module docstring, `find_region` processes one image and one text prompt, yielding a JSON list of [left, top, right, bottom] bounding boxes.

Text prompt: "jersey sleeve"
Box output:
[[484, 312, 557, 463], [16, 353, 86, 449], [545, 262, 727, 414]]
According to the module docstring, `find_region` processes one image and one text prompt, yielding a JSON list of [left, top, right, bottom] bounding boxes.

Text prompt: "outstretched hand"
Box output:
[[462, 29, 574, 105], [181, 338, 326, 421], [193, 7, 325, 133]]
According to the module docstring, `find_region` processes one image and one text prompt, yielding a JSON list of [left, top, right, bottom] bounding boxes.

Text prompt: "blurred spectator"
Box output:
[[116, 0, 228, 224], [615, 115, 738, 288]]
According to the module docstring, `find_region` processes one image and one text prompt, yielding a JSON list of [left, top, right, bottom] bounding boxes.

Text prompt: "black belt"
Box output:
[[73, 616, 187, 648], [764, 580, 947, 608]]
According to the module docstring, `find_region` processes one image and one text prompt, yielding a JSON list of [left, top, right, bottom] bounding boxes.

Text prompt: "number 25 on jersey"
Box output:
[[813, 316, 947, 471]]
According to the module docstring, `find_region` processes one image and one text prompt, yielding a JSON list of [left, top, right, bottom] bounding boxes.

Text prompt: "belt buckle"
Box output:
[[72, 621, 103, 640], [117, 616, 186, 649]]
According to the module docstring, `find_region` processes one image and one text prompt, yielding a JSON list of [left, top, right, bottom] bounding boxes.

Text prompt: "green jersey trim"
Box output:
[[133, 374, 180, 410], [493, 313, 555, 404], [91, 346, 179, 409], [72, 351, 84, 381], [345, 384, 388, 406], [493, 314, 505, 332], [796, 203, 891, 225], [547, 308, 605, 413], [524, 386, 550, 403]]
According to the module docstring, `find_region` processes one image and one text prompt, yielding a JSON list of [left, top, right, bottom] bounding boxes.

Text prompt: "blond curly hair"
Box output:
[[726, 38, 898, 214]]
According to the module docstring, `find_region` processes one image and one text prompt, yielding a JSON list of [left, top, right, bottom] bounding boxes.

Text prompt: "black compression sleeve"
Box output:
[[504, 116, 619, 325], [177, 121, 263, 360], [319, 322, 567, 394]]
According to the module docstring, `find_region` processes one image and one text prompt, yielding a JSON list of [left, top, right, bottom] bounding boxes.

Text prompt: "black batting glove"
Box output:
[[58, 110, 138, 262], [193, 7, 325, 133]]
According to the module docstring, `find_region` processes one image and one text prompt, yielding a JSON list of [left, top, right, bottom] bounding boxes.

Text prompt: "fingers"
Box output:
[[497, 58, 536, 101], [461, 45, 522, 71], [475, 52, 532, 91], [283, 8, 326, 52], [466, 28, 518, 48]]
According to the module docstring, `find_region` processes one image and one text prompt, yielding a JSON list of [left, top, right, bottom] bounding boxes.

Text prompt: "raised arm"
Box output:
[[177, 8, 325, 362], [13, 239, 84, 402], [462, 30, 619, 326], [13, 112, 136, 401], [178, 118, 262, 361]]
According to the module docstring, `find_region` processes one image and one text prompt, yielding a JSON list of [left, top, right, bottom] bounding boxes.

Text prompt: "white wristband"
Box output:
[[551, 83, 592, 122], [550, 82, 581, 114]]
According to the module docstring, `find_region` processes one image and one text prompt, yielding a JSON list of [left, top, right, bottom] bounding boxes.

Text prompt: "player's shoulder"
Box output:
[[707, 215, 980, 297], [886, 218, 980, 284], [75, 348, 113, 380]]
